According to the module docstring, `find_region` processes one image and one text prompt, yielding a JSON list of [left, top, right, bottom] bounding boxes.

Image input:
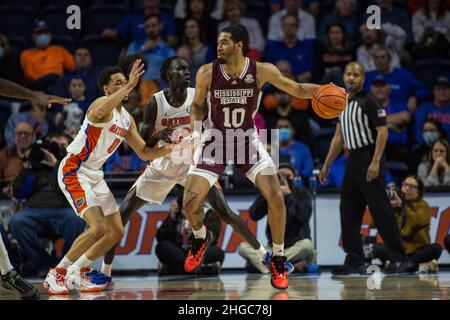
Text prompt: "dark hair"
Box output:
[[160, 56, 182, 83], [223, 0, 245, 20], [325, 22, 350, 52], [424, 118, 447, 140], [75, 45, 90, 54], [281, 13, 299, 25], [187, 0, 210, 16], [145, 13, 161, 24], [220, 25, 249, 54], [183, 18, 207, 45], [403, 175, 425, 199], [426, 138, 450, 173], [70, 74, 86, 84], [97, 66, 124, 92], [425, 0, 445, 19]]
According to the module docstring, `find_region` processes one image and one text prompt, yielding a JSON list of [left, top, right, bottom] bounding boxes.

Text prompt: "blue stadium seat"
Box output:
[[1, 0, 42, 12], [42, 5, 81, 38], [313, 127, 335, 163], [0, 6, 34, 39], [6, 36, 28, 55], [414, 59, 450, 90], [87, 4, 127, 35], [81, 35, 121, 66], [386, 161, 409, 186]]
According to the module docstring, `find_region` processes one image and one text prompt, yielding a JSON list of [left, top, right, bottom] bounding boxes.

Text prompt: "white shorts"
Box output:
[[58, 155, 119, 219], [133, 161, 190, 204]]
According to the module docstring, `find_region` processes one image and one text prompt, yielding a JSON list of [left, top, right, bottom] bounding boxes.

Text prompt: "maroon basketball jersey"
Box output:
[[206, 58, 262, 135]]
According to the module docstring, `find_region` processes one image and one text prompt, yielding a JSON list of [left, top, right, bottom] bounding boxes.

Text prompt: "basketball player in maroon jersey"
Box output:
[[184, 25, 321, 290]]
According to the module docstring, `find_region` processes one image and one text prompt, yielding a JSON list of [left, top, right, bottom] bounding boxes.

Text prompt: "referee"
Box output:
[[319, 62, 417, 275]]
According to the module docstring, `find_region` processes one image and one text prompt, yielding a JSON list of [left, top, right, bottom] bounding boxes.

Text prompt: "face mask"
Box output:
[[36, 34, 51, 47], [423, 131, 439, 146], [279, 128, 293, 143], [0, 47, 4, 59]]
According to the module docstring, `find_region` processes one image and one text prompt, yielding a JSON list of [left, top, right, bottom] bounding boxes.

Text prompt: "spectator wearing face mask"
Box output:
[[20, 20, 75, 91], [409, 119, 446, 174], [276, 118, 313, 182]]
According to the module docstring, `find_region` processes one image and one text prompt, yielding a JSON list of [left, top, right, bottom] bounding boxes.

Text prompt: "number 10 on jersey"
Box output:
[[223, 107, 246, 128]]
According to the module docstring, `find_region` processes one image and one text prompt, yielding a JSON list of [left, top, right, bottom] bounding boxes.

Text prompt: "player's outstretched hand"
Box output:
[[127, 59, 145, 89], [33, 92, 71, 108]]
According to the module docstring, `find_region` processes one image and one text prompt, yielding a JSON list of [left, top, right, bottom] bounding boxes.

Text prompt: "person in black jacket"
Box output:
[[8, 133, 85, 277], [155, 195, 224, 275], [238, 163, 316, 273]]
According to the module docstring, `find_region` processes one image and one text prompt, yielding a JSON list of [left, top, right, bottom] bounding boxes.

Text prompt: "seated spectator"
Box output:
[[364, 47, 429, 111], [104, 142, 148, 173], [276, 118, 313, 181], [218, 0, 265, 60], [176, 0, 219, 47], [268, 0, 316, 41], [63, 76, 93, 132], [361, 0, 412, 44], [315, 22, 355, 87], [444, 234, 450, 255], [182, 18, 214, 79], [356, 24, 401, 73], [368, 175, 442, 272], [0, 122, 33, 184], [418, 138, 450, 186], [270, 0, 320, 17], [414, 76, 450, 145], [52, 46, 103, 102], [261, 88, 312, 146], [318, 0, 358, 45], [238, 163, 316, 273], [9, 134, 85, 276], [266, 14, 314, 82], [4, 95, 54, 148], [103, 0, 177, 47], [0, 33, 24, 84], [124, 88, 144, 128], [126, 15, 175, 105], [155, 196, 224, 276], [410, 119, 447, 174], [412, 0, 450, 59], [370, 79, 411, 162], [319, 149, 395, 189], [20, 20, 75, 91]]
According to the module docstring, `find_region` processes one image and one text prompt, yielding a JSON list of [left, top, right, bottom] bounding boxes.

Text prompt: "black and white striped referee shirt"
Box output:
[[338, 90, 387, 150]]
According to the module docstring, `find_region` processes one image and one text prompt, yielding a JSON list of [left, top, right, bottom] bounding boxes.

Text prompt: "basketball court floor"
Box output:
[[1, 271, 449, 300]]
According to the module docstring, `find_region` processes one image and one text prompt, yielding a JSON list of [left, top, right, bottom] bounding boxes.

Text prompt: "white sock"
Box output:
[[72, 254, 93, 269], [272, 243, 285, 256], [193, 225, 206, 239], [256, 246, 267, 261], [56, 256, 73, 269], [101, 262, 113, 277], [0, 238, 14, 275]]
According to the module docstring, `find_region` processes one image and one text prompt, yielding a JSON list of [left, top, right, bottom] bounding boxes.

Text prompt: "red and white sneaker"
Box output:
[[43, 268, 69, 295], [270, 255, 289, 290], [66, 266, 105, 292], [184, 231, 213, 273]]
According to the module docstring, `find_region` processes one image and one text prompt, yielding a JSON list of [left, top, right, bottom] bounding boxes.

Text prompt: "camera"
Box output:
[[26, 139, 60, 168], [386, 184, 398, 200], [277, 172, 288, 186]]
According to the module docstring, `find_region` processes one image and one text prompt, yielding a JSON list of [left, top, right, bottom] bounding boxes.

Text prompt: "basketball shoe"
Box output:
[[87, 270, 114, 289], [66, 265, 105, 292], [2, 268, 39, 300], [270, 255, 289, 290], [261, 252, 294, 275], [184, 230, 213, 273], [43, 268, 69, 295]]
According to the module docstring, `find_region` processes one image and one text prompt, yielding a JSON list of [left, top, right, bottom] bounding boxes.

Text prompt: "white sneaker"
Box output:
[[43, 268, 69, 295], [66, 266, 105, 292]]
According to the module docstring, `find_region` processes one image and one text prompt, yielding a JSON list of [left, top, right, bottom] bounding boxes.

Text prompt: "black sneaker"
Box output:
[[331, 263, 368, 277], [270, 255, 289, 290], [184, 231, 213, 273], [383, 260, 418, 274], [1, 269, 40, 300]]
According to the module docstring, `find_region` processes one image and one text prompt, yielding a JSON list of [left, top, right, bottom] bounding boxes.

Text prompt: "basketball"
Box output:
[[311, 84, 348, 119]]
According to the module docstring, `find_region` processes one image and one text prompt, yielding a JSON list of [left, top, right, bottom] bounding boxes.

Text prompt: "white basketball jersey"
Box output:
[[150, 88, 194, 170], [66, 102, 131, 171]]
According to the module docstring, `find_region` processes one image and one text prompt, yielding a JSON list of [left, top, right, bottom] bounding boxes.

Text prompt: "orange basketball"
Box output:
[[311, 84, 348, 119]]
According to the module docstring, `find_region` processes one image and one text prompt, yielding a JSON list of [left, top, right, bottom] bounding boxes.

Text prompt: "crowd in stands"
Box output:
[[0, 0, 449, 276]]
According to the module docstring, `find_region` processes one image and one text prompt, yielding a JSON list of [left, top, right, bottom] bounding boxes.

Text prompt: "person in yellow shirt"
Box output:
[[369, 175, 443, 272], [20, 20, 75, 91]]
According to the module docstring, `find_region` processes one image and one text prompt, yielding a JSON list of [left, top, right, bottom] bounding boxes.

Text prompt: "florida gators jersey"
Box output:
[[66, 102, 131, 170]]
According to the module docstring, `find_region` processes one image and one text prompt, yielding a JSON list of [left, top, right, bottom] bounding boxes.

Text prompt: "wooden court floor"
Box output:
[[1, 271, 449, 300]]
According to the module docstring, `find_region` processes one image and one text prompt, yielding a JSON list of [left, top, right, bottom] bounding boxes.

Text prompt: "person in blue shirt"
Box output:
[[126, 15, 175, 82], [414, 76, 450, 145], [277, 118, 313, 181], [266, 14, 314, 82], [370, 78, 411, 163], [102, 0, 177, 47], [319, 149, 394, 189], [364, 47, 429, 110]]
